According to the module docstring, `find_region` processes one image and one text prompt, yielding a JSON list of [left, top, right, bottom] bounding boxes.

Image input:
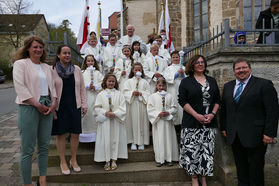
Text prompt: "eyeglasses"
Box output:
[[234, 66, 249, 71], [195, 61, 205, 65]]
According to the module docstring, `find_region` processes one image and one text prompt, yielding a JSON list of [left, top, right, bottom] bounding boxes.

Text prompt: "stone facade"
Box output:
[[123, 0, 157, 43]]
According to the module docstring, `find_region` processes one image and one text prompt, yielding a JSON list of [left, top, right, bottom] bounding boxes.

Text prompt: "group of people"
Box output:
[[12, 30, 183, 186], [12, 3, 279, 185]]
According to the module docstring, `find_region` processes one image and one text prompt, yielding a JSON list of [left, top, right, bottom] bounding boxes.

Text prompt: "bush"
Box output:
[[0, 58, 13, 80]]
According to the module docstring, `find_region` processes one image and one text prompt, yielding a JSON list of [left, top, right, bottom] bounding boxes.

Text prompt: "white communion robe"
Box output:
[[94, 88, 128, 162], [119, 34, 143, 46], [143, 55, 168, 92], [163, 64, 186, 125], [79, 68, 104, 143], [132, 52, 145, 64], [122, 77, 151, 145], [103, 45, 122, 74], [147, 92, 179, 164], [114, 58, 132, 90], [146, 48, 171, 64], [84, 46, 104, 72]]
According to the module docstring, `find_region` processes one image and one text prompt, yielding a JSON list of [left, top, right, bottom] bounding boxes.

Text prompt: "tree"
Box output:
[[0, 0, 34, 49], [0, 0, 32, 14]]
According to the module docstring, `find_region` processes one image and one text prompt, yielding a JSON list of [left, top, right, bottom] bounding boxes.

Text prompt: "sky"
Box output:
[[31, 0, 121, 36]]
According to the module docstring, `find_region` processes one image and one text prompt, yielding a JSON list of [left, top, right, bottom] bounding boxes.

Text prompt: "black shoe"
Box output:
[[156, 162, 162, 167], [166, 161, 173, 166]]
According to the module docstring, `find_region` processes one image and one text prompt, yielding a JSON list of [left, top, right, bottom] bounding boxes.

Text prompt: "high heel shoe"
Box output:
[[69, 160, 81, 172], [60, 164, 70, 175]]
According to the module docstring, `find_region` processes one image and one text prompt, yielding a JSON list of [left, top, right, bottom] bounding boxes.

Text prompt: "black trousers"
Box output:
[[232, 135, 267, 186]]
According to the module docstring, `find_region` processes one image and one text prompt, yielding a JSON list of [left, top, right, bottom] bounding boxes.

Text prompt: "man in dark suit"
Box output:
[[220, 58, 278, 186]]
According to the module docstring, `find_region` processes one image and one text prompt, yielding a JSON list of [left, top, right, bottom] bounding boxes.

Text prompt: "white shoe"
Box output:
[[138, 145, 144, 150], [131, 144, 137, 150]]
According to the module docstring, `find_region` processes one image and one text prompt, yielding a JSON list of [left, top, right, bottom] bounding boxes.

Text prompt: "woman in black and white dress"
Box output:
[[178, 54, 220, 186]]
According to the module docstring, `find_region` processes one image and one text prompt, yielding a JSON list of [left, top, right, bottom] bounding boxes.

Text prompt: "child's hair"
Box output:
[[101, 73, 119, 90], [122, 45, 134, 65], [81, 55, 100, 71], [155, 77, 167, 92], [170, 50, 179, 57], [108, 33, 116, 40], [150, 43, 159, 51], [89, 35, 97, 41], [128, 62, 145, 78], [131, 41, 142, 57], [153, 35, 162, 41]]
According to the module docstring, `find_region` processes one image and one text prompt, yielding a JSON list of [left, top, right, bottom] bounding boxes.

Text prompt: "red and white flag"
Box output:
[[77, 0, 90, 50], [165, 0, 171, 50]]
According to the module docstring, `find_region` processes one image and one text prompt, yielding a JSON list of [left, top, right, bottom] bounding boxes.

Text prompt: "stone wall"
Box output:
[[168, 0, 182, 50], [33, 17, 49, 41], [206, 46, 279, 186], [124, 0, 157, 43]]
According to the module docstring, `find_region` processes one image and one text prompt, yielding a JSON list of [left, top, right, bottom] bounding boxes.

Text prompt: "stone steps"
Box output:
[[33, 162, 190, 183], [47, 143, 155, 167], [32, 138, 222, 185]]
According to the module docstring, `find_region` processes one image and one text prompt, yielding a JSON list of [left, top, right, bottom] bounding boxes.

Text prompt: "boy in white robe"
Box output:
[[143, 44, 168, 92], [146, 35, 171, 64], [84, 36, 103, 72], [122, 63, 151, 150], [103, 34, 122, 74], [147, 77, 179, 167], [94, 73, 127, 171], [79, 55, 104, 143], [163, 51, 186, 125]]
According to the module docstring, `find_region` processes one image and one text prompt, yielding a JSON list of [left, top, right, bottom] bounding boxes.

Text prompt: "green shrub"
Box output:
[[0, 58, 13, 80]]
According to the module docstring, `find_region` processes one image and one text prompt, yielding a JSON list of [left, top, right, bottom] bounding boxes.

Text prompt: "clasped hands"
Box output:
[[133, 90, 142, 96], [105, 111, 115, 119], [158, 111, 170, 118], [195, 113, 214, 124], [35, 102, 54, 115], [89, 84, 95, 91]]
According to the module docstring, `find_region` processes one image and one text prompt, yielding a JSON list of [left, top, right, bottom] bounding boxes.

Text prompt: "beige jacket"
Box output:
[[13, 58, 57, 105], [52, 65, 87, 110]]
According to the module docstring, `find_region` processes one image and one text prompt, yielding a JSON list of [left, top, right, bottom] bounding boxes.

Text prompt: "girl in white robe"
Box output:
[[143, 44, 168, 92], [131, 41, 145, 64], [163, 51, 186, 125], [94, 73, 127, 171], [103, 34, 122, 74], [114, 45, 134, 90], [79, 55, 104, 143], [147, 78, 179, 167], [122, 63, 151, 150]]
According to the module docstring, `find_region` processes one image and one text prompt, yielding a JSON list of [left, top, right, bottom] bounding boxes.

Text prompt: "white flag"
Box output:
[[158, 6, 164, 34], [77, 0, 90, 49]]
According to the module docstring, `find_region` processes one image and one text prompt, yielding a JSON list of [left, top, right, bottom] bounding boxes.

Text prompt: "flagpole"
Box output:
[[120, 0, 123, 37], [97, 1, 101, 40]]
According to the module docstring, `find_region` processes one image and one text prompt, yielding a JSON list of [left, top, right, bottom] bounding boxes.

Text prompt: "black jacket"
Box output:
[[178, 75, 220, 129], [220, 76, 279, 147], [256, 8, 277, 44]]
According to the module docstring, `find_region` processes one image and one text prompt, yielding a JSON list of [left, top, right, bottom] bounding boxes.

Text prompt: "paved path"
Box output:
[[0, 110, 22, 185]]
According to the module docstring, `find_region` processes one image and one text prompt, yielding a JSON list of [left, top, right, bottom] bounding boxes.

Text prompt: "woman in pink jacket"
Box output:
[[51, 45, 87, 175], [13, 36, 56, 186]]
